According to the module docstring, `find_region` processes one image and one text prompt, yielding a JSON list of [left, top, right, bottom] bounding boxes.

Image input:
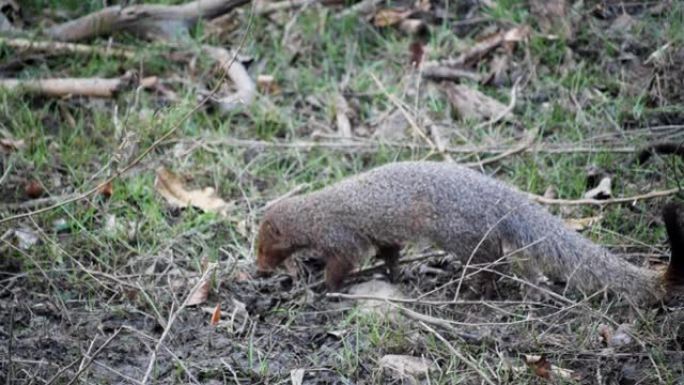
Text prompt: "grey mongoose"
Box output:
[[256, 161, 683, 304]]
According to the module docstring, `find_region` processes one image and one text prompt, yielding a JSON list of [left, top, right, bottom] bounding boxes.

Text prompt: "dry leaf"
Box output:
[[409, 40, 425, 68], [379, 355, 433, 379], [99, 181, 113, 198], [0, 137, 25, 152], [24, 180, 43, 199], [186, 276, 211, 306], [598, 323, 633, 348], [14, 228, 39, 250], [210, 303, 221, 326], [444, 84, 511, 122], [524, 355, 578, 380], [584, 177, 612, 200], [257, 74, 280, 95], [373, 8, 412, 27], [154, 167, 232, 216], [290, 369, 305, 385], [524, 355, 551, 379], [503, 25, 531, 42]]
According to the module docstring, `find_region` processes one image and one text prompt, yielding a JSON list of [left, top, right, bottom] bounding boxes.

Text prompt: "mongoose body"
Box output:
[[256, 161, 682, 304]]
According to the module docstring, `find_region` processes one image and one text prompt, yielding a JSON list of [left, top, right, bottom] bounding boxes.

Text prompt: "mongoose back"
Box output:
[[256, 161, 683, 304]]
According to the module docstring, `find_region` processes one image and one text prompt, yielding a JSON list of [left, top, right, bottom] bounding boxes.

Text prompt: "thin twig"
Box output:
[[194, 137, 638, 155], [532, 187, 680, 206], [0, 37, 135, 59], [64, 329, 123, 385], [418, 321, 497, 385], [140, 263, 218, 384], [6, 306, 13, 385], [326, 292, 553, 307], [464, 127, 538, 168]]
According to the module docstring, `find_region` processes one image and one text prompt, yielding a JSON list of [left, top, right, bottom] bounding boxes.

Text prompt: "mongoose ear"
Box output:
[[663, 202, 684, 287]]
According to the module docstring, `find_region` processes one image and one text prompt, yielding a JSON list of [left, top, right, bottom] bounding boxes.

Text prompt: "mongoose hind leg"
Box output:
[[376, 244, 401, 283]]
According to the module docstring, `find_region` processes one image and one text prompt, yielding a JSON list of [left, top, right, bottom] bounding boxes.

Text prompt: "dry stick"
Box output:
[[0, 193, 79, 211], [140, 263, 218, 385], [46, 0, 250, 41], [262, 183, 310, 211], [334, 93, 353, 138], [6, 306, 13, 385], [45, 359, 82, 385], [0, 78, 127, 98], [64, 329, 123, 385], [121, 326, 200, 385], [0, 17, 252, 226], [532, 187, 680, 206], [464, 127, 538, 168], [202, 45, 256, 112], [390, 302, 490, 342], [421, 66, 482, 82], [197, 137, 638, 155], [0, 37, 135, 59], [418, 321, 497, 385], [326, 292, 553, 308]]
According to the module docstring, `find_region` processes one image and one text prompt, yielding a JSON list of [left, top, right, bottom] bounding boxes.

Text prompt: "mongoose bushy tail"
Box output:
[[256, 161, 683, 304]]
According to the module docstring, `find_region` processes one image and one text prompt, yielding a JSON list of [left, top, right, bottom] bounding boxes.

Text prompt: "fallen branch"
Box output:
[[0, 37, 135, 59], [0, 193, 80, 211], [202, 46, 256, 112], [46, 0, 250, 42], [0, 77, 130, 98], [0, 74, 164, 99], [532, 188, 681, 206]]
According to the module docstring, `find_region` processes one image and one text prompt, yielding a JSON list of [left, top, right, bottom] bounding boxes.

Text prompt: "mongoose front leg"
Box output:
[[376, 245, 401, 283], [324, 254, 355, 291]]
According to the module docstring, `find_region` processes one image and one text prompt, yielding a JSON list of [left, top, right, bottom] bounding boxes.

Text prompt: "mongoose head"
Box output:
[[256, 209, 297, 273]]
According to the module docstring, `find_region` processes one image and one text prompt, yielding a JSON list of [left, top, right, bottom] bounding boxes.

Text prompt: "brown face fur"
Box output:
[[256, 218, 295, 272]]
